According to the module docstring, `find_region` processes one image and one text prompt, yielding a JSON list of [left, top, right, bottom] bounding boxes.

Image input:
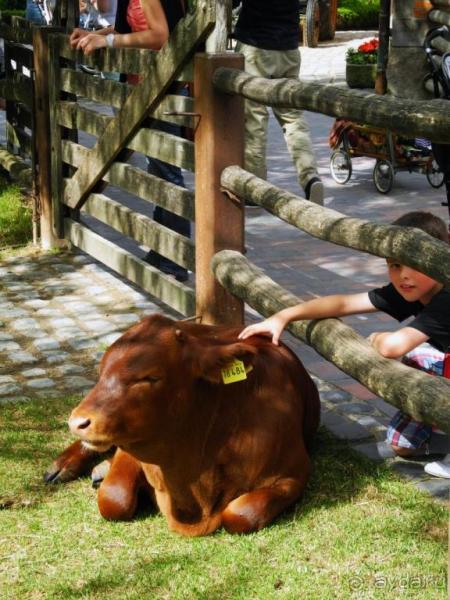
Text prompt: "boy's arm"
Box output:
[[239, 292, 377, 345], [368, 327, 429, 359]]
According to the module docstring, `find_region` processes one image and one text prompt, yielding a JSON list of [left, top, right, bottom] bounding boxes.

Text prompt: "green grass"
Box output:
[[0, 396, 447, 600], [0, 177, 32, 248], [338, 0, 380, 30]]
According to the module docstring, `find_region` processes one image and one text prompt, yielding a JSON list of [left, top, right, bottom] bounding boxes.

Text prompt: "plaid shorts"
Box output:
[[386, 343, 445, 449]]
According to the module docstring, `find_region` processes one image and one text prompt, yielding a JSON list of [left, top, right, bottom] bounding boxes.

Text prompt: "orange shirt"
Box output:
[[127, 0, 148, 32]]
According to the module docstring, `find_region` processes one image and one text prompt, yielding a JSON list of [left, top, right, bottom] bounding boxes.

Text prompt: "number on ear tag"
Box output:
[[221, 359, 248, 384]]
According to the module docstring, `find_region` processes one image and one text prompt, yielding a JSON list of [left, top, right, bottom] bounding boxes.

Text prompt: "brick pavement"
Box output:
[[0, 32, 449, 499]]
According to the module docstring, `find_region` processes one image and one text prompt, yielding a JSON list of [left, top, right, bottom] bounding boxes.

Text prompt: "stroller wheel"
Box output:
[[426, 159, 445, 188], [373, 160, 394, 194], [330, 150, 352, 184]]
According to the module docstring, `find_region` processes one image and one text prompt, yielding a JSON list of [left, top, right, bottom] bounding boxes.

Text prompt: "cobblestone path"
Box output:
[[0, 251, 174, 402]]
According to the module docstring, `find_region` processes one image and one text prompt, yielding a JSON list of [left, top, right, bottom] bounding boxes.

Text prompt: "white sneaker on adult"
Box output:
[[424, 454, 450, 478]]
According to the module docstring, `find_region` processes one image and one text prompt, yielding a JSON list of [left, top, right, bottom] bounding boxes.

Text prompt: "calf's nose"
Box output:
[[69, 415, 92, 435]]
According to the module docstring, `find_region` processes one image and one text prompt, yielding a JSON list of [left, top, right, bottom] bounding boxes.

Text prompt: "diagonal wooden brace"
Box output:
[[64, 4, 215, 210]]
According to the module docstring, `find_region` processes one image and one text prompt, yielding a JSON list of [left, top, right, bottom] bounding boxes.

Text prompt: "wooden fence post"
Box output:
[[194, 53, 245, 326], [33, 26, 58, 249]]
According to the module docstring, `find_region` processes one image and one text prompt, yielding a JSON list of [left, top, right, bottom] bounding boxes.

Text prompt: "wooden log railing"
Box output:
[[212, 68, 450, 143], [212, 250, 450, 434], [221, 166, 450, 290]]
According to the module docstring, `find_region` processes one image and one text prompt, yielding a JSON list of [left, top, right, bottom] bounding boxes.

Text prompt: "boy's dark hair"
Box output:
[[392, 211, 448, 243]]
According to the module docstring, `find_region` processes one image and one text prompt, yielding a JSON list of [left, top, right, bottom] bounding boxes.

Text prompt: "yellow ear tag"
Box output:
[[221, 359, 252, 384]]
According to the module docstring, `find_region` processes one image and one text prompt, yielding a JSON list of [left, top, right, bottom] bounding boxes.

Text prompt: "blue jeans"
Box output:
[[26, 0, 46, 24], [145, 90, 191, 280]]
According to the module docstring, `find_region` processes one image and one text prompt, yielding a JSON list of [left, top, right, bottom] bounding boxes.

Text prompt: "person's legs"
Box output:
[[145, 152, 190, 281], [144, 88, 191, 282], [385, 344, 449, 467], [271, 48, 322, 204], [234, 42, 271, 180]]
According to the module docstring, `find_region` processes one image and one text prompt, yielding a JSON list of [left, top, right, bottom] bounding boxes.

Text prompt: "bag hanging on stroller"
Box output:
[[424, 26, 450, 232]]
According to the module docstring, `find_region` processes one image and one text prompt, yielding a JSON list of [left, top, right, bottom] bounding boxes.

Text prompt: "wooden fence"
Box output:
[[0, 1, 449, 431], [0, 0, 244, 321], [210, 87, 450, 434]]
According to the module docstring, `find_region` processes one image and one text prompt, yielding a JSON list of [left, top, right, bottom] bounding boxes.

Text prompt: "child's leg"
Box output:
[[386, 343, 445, 456]]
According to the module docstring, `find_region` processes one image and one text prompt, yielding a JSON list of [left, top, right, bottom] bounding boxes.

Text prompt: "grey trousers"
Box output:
[[235, 41, 319, 190]]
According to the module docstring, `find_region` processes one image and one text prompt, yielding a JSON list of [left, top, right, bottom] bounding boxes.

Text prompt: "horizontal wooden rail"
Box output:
[[60, 69, 131, 109], [0, 73, 33, 107], [212, 250, 450, 433], [79, 191, 195, 271], [7, 124, 32, 158], [57, 103, 195, 171], [5, 42, 34, 69], [57, 35, 156, 76], [65, 219, 195, 316], [213, 68, 450, 143], [221, 166, 450, 289], [61, 140, 195, 221], [0, 16, 32, 44], [60, 71, 196, 127], [56, 34, 193, 83], [12, 103, 33, 130], [0, 146, 32, 187]]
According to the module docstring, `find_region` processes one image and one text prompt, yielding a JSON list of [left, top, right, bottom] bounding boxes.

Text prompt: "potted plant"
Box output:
[[345, 38, 378, 88]]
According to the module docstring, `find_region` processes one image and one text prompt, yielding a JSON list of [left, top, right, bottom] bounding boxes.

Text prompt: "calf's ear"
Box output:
[[196, 342, 257, 384]]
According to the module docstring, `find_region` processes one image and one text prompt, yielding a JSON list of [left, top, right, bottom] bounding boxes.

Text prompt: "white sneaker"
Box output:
[[424, 454, 450, 478], [305, 177, 324, 206]]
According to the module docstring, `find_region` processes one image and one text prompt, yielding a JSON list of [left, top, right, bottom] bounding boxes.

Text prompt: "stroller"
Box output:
[[328, 120, 443, 193], [424, 26, 450, 232]]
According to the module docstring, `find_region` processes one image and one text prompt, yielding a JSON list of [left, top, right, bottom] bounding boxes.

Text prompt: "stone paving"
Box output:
[[0, 251, 176, 402], [0, 31, 449, 500]]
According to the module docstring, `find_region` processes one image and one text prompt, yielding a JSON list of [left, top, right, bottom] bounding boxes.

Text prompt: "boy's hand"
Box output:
[[367, 332, 379, 346], [238, 315, 287, 345]]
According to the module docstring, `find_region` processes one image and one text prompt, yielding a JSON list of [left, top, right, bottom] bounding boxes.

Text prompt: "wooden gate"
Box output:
[[47, 1, 220, 317]]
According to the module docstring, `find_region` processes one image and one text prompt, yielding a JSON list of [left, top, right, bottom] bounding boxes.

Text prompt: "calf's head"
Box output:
[[68, 314, 256, 455]]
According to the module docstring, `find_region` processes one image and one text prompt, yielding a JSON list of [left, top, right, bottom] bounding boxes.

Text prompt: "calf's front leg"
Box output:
[[97, 448, 154, 521], [44, 440, 107, 484], [221, 475, 307, 534]]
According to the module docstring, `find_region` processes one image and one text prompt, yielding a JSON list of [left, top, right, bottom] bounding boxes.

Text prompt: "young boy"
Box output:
[[239, 211, 450, 477]]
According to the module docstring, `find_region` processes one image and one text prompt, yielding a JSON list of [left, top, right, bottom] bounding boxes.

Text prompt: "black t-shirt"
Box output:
[[233, 0, 300, 51], [368, 284, 450, 352]]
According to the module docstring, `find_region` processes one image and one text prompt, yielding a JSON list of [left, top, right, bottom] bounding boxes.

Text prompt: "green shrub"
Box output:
[[0, 0, 25, 10], [0, 0, 26, 18], [0, 177, 33, 247], [337, 0, 380, 30], [0, 9, 26, 18]]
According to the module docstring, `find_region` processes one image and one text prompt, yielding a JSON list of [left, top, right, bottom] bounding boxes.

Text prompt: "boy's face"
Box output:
[[386, 260, 442, 304]]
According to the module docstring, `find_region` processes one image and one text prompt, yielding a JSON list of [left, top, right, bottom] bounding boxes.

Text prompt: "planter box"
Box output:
[[346, 63, 376, 89]]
